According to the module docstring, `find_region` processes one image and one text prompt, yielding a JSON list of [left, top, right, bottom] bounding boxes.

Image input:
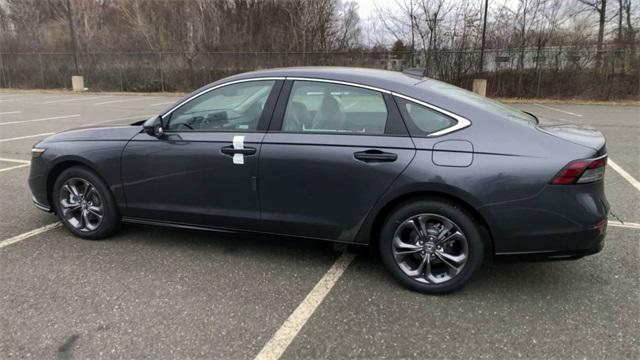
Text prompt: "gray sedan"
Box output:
[[28, 67, 608, 293]]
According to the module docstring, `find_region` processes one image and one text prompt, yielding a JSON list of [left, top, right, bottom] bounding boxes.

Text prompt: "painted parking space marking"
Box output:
[[0, 111, 21, 116], [0, 163, 29, 173], [0, 94, 21, 99], [608, 159, 640, 192], [0, 223, 61, 250], [0, 132, 55, 143], [0, 114, 153, 143], [534, 104, 583, 117], [84, 113, 155, 127], [94, 97, 158, 105], [0, 157, 30, 172], [43, 96, 112, 104], [0, 114, 80, 126], [148, 101, 176, 107], [608, 221, 640, 230], [0, 157, 30, 164], [254, 251, 356, 360]]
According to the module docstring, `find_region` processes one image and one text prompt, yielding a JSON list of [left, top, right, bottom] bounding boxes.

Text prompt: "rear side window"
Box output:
[[281, 81, 388, 135], [395, 97, 456, 136]]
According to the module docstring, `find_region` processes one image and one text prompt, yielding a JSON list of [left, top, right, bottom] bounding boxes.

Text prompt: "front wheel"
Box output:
[[53, 166, 121, 240], [379, 199, 484, 294]]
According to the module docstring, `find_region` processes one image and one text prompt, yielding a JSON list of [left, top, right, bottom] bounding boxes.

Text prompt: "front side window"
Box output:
[[396, 97, 456, 136], [281, 81, 388, 134], [166, 80, 275, 132]]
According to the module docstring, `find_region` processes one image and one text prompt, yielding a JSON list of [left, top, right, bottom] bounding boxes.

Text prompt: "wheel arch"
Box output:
[[46, 157, 108, 212], [361, 190, 495, 258]]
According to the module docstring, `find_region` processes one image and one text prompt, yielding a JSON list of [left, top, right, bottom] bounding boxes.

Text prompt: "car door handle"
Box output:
[[221, 145, 257, 156], [354, 150, 398, 163]]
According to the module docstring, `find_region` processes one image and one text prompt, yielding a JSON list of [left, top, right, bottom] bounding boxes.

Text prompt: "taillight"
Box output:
[[551, 155, 607, 185]]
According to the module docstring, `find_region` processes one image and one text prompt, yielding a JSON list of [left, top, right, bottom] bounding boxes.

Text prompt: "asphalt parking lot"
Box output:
[[0, 91, 638, 359]]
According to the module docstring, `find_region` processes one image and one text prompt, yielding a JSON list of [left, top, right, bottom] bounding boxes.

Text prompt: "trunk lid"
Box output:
[[537, 124, 606, 155]]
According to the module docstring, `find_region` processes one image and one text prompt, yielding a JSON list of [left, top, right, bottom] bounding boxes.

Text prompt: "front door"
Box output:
[[121, 79, 282, 230], [258, 80, 416, 242]]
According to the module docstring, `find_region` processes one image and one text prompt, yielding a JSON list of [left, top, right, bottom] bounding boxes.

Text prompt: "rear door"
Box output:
[[258, 79, 416, 242]]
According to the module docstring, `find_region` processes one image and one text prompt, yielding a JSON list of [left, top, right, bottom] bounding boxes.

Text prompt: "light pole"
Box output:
[[65, 0, 79, 75], [479, 0, 488, 73]]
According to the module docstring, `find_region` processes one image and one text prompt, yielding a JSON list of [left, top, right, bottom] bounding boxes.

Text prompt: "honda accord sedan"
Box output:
[[28, 67, 608, 293]]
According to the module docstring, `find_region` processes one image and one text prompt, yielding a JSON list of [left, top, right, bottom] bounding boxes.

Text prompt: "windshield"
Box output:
[[418, 80, 538, 126]]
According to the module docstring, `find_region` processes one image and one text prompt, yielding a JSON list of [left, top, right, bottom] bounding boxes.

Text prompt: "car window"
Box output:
[[166, 80, 275, 132], [418, 79, 537, 125], [396, 97, 456, 135], [281, 81, 388, 134]]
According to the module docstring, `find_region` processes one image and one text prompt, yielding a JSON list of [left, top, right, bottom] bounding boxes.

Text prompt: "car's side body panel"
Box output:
[[29, 125, 143, 210], [258, 133, 416, 241], [120, 131, 264, 230]]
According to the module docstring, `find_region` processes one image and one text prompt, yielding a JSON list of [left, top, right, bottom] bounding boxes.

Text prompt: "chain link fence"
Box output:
[[0, 48, 638, 99]]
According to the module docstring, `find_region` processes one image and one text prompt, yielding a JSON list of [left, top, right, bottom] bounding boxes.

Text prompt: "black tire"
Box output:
[[379, 198, 484, 294], [53, 166, 121, 240]]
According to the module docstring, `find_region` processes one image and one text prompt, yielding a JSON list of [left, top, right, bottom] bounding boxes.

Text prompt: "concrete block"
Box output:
[[71, 76, 85, 92], [472, 79, 487, 97]]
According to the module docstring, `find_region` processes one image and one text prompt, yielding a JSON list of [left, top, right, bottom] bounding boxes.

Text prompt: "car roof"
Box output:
[[222, 67, 428, 94]]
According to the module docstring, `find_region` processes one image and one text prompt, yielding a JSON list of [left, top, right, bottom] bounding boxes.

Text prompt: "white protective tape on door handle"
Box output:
[[232, 135, 245, 165]]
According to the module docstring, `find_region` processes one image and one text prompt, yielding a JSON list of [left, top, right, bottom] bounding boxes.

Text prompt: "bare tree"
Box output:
[[576, 0, 608, 69]]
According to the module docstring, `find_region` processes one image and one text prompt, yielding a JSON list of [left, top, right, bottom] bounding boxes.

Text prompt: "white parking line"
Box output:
[[43, 96, 112, 104], [0, 111, 21, 115], [148, 101, 177, 107], [608, 221, 640, 230], [0, 223, 62, 250], [608, 159, 640, 192], [534, 104, 583, 117], [94, 97, 158, 105], [0, 163, 29, 173], [84, 113, 154, 126], [0, 132, 55, 143], [0, 114, 152, 143], [0, 157, 30, 164], [254, 252, 356, 360], [0, 94, 21, 99], [0, 114, 80, 126]]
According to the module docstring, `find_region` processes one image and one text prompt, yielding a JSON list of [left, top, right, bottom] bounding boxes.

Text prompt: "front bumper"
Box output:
[[28, 155, 53, 213], [32, 195, 52, 212]]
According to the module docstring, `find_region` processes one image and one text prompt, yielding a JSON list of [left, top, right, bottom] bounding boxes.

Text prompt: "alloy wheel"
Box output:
[[58, 177, 104, 232], [392, 213, 469, 284]]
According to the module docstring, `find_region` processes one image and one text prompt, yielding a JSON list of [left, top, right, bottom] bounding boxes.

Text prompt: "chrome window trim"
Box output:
[[392, 93, 471, 137], [286, 77, 471, 137], [160, 75, 471, 137], [161, 77, 285, 118], [285, 77, 392, 94]]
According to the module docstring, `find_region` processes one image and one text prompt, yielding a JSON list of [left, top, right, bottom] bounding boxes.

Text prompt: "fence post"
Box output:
[[0, 52, 5, 88], [158, 52, 164, 92], [119, 64, 124, 92], [39, 53, 45, 89]]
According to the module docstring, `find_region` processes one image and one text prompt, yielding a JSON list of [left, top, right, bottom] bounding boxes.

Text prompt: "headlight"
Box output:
[[31, 147, 46, 158]]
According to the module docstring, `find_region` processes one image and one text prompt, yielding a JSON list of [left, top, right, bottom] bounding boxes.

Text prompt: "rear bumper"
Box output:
[[494, 221, 606, 261], [481, 180, 609, 258]]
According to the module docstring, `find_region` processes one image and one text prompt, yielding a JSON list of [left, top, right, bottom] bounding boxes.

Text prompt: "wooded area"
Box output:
[[0, 0, 638, 99]]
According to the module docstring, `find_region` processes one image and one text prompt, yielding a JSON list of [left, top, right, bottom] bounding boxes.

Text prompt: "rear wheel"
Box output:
[[53, 166, 121, 240], [379, 199, 484, 294]]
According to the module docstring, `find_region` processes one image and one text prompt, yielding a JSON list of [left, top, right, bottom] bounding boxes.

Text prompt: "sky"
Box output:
[[355, 0, 378, 19]]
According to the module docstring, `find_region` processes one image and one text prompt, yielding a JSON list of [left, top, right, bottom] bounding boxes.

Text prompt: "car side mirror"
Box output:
[[143, 115, 165, 138]]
